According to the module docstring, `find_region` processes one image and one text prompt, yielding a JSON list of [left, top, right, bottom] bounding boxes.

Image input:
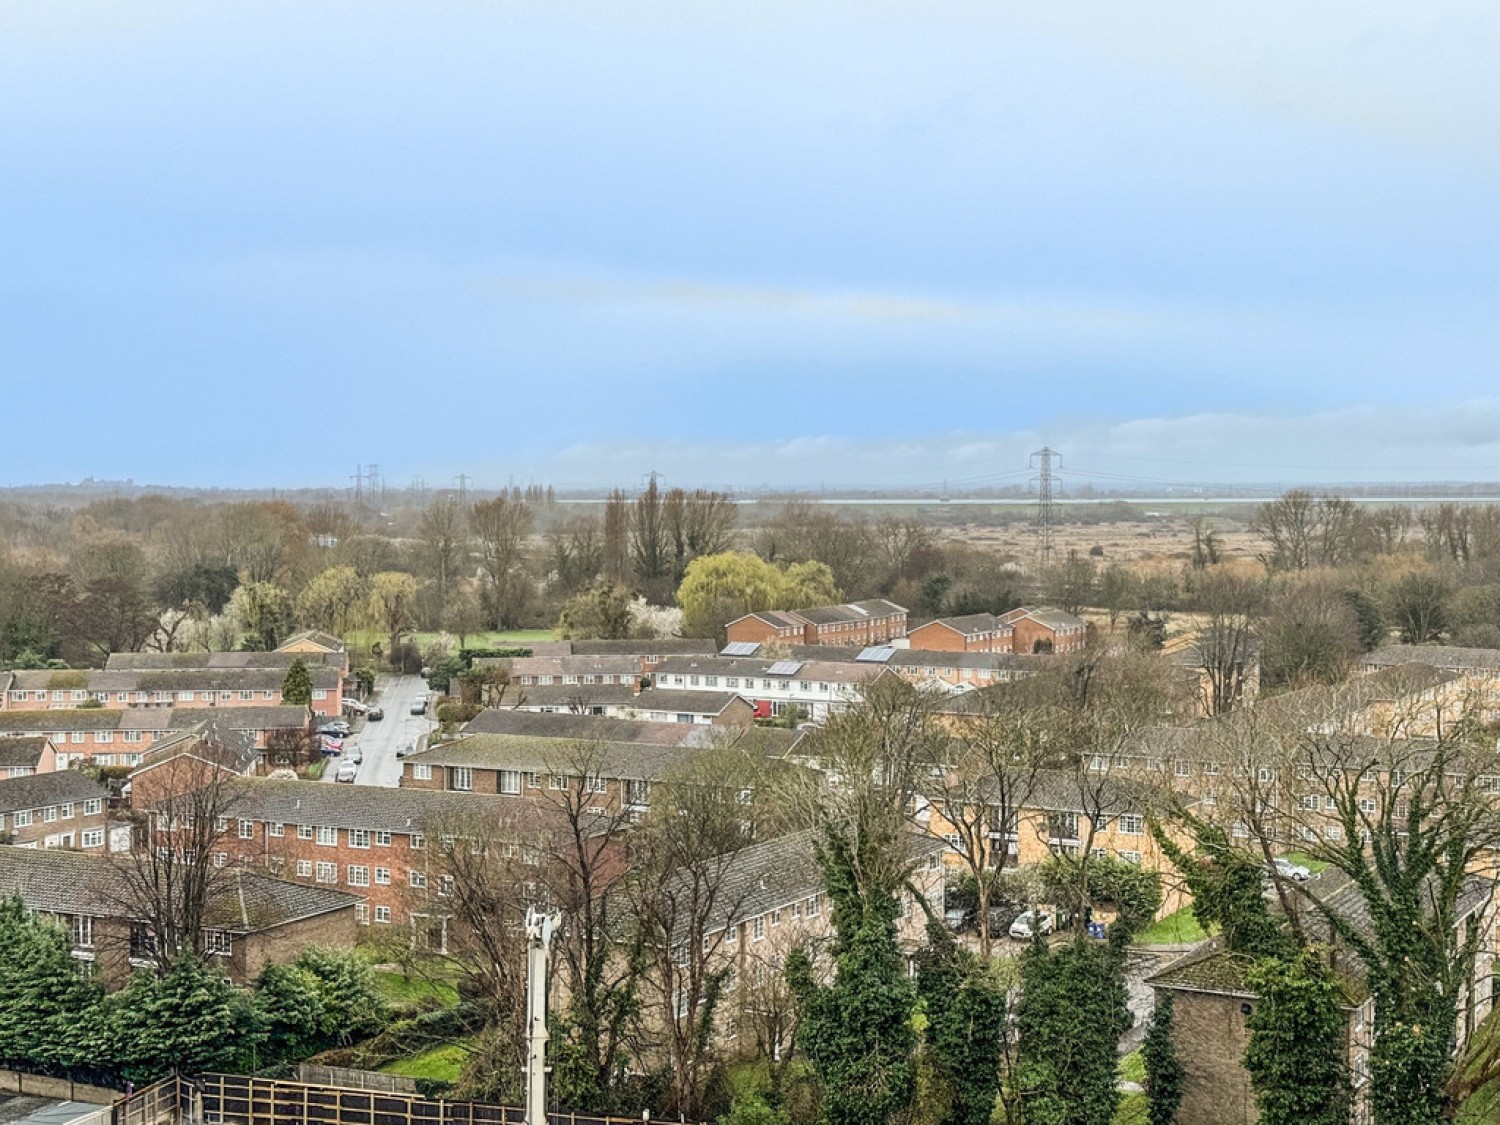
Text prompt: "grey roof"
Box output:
[[1365, 644, 1500, 672], [221, 777, 564, 836], [0, 709, 123, 733], [569, 639, 717, 657], [0, 846, 359, 932], [656, 655, 776, 678], [462, 710, 717, 743], [624, 689, 748, 716], [0, 737, 50, 769], [0, 769, 109, 813], [918, 613, 1004, 637], [9, 667, 339, 693], [169, 706, 311, 732], [792, 599, 908, 627], [129, 720, 263, 778], [276, 630, 348, 653], [735, 609, 805, 630], [105, 651, 344, 671], [509, 684, 638, 708], [508, 655, 643, 677], [889, 649, 1052, 671]]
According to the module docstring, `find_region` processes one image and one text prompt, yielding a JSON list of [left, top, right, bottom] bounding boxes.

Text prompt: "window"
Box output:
[[70, 731, 85, 744], [451, 767, 473, 792], [1117, 814, 1143, 836], [43, 806, 57, 823], [375, 867, 391, 885], [374, 830, 392, 846], [1302, 794, 1321, 811], [238, 819, 254, 839], [316, 862, 338, 883], [83, 798, 102, 816], [1204, 762, 1220, 776], [59, 803, 74, 819], [296, 859, 313, 878], [269, 822, 284, 837], [122, 731, 142, 743], [1360, 797, 1377, 814], [1048, 812, 1079, 840], [298, 825, 313, 840], [350, 829, 370, 849], [410, 834, 426, 850], [316, 826, 338, 846], [96, 731, 113, 744], [1174, 761, 1190, 777], [550, 775, 568, 790], [355, 903, 369, 924], [409, 870, 428, 889], [438, 875, 454, 897], [1118, 850, 1143, 865], [15, 810, 31, 828], [805, 893, 822, 915], [499, 770, 521, 795], [72, 915, 94, 947], [347, 865, 370, 887], [203, 930, 233, 956], [81, 829, 104, 848], [374, 906, 392, 924], [1232, 822, 1250, 839], [413, 764, 432, 781], [313, 690, 328, 700], [752, 916, 766, 941], [525, 772, 541, 789]]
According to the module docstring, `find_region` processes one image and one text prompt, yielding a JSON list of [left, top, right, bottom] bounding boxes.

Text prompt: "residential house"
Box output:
[[0, 736, 58, 777], [907, 613, 1016, 653], [0, 845, 359, 985], [2, 664, 343, 718], [653, 655, 887, 721], [0, 705, 310, 770], [998, 606, 1088, 654], [619, 688, 755, 726], [725, 600, 908, 648], [0, 770, 111, 850]]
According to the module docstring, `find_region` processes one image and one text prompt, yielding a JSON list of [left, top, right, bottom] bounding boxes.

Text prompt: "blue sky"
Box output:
[[3, 2, 1499, 491]]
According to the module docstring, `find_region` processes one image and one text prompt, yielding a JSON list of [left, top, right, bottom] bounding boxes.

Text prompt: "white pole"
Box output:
[[524, 906, 560, 1125]]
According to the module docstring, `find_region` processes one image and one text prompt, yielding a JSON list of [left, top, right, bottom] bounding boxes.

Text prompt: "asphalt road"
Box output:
[[322, 673, 434, 787]]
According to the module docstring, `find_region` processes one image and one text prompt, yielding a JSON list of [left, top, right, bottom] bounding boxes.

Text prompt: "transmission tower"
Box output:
[[1030, 446, 1060, 570], [453, 474, 470, 507], [350, 464, 365, 504]]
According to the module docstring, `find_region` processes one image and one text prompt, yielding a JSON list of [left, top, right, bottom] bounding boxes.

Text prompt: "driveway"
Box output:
[[322, 673, 435, 788]]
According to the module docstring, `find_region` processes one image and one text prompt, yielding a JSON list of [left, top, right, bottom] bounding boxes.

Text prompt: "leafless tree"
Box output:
[[469, 496, 533, 629], [417, 499, 468, 606], [662, 488, 737, 585], [1192, 566, 1266, 715]]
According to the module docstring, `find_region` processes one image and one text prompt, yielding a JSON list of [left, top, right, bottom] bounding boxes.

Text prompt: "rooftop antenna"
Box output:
[[1030, 447, 1059, 570]]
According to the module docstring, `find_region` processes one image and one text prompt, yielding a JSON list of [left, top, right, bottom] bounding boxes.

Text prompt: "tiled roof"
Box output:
[[656, 656, 776, 678], [1145, 939, 1257, 997], [276, 630, 347, 653], [0, 769, 109, 812], [793, 599, 908, 626], [169, 706, 312, 732], [0, 737, 50, 768], [1365, 644, 1500, 672], [624, 689, 747, 716], [9, 667, 339, 693], [105, 651, 344, 671], [0, 847, 358, 932], [508, 684, 637, 708], [917, 614, 1004, 637], [569, 639, 717, 657], [462, 710, 714, 744], [0, 709, 123, 732], [891, 649, 1051, 671], [221, 777, 566, 836], [507, 655, 642, 677]]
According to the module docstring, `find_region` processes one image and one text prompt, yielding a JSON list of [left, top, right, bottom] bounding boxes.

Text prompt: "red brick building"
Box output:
[[1000, 606, 1088, 654], [0, 705, 310, 770], [906, 613, 1015, 653], [725, 600, 907, 648], [0, 770, 111, 850], [0, 736, 59, 777]]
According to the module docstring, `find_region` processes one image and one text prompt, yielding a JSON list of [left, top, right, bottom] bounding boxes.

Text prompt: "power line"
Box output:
[[1030, 447, 1059, 571]]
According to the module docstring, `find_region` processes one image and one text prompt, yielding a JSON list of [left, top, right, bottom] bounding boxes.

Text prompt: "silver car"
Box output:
[[335, 760, 358, 783]]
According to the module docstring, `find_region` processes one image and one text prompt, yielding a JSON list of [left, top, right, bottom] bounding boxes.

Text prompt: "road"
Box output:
[[322, 673, 434, 787]]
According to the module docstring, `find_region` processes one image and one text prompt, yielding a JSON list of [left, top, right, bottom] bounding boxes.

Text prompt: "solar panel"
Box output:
[[720, 641, 761, 657], [766, 660, 803, 676], [856, 646, 896, 663]]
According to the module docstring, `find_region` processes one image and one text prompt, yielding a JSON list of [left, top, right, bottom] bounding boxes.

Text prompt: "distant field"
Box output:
[[345, 628, 557, 655]]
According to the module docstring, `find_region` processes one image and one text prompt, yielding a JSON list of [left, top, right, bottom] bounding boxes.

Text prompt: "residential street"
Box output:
[[322, 673, 434, 788]]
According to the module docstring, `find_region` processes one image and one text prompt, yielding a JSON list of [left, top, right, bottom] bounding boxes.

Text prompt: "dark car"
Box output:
[[397, 742, 415, 758], [367, 708, 384, 721], [410, 698, 427, 716]]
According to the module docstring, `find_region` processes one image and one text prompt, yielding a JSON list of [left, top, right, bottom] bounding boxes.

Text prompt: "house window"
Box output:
[[1118, 815, 1144, 836], [348, 865, 370, 887], [375, 867, 391, 885], [316, 862, 338, 883], [410, 834, 425, 850], [298, 825, 314, 840], [805, 893, 822, 915], [350, 829, 370, 849], [451, 767, 473, 792], [15, 810, 32, 828], [375, 906, 392, 924], [409, 870, 428, 889], [43, 806, 57, 823], [438, 875, 454, 897], [525, 772, 541, 789], [1302, 794, 1321, 811], [59, 803, 74, 819], [238, 819, 254, 839], [1204, 762, 1220, 776], [316, 826, 338, 846], [297, 859, 313, 878], [355, 903, 369, 924], [413, 764, 432, 781], [1119, 850, 1143, 865], [1360, 797, 1377, 813], [374, 830, 392, 846], [71, 732, 85, 744], [269, 822, 284, 837], [203, 930, 233, 956], [586, 775, 607, 793], [81, 829, 104, 848], [752, 916, 766, 941], [500, 770, 521, 795], [1232, 822, 1250, 839], [72, 915, 94, 948], [96, 731, 113, 744], [312, 690, 328, 700]]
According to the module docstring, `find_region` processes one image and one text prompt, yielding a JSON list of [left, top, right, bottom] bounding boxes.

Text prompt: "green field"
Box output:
[[1135, 905, 1207, 946], [372, 969, 460, 1009], [346, 628, 557, 656], [1280, 852, 1331, 874], [380, 1041, 471, 1082]]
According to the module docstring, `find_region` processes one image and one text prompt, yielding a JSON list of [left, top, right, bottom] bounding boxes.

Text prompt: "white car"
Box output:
[[1009, 910, 1054, 941], [1274, 858, 1311, 882], [349, 745, 363, 764], [335, 760, 358, 783]]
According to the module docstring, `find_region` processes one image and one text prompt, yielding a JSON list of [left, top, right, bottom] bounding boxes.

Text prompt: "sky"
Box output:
[[3, 2, 1499, 492]]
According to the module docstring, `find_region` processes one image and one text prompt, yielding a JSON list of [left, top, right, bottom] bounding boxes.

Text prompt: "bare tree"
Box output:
[[662, 488, 737, 585], [417, 499, 468, 606], [1192, 566, 1265, 715], [470, 496, 533, 629]]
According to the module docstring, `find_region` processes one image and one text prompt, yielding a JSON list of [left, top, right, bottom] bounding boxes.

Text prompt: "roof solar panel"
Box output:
[[766, 661, 803, 676], [721, 641, 761, 657], [856, 646, 896, 663]]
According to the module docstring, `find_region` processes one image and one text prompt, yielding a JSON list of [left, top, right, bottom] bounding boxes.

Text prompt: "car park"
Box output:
[[335, 760, 358, 783], [1008, 910, 1054, 941], [367, 708, 384, 721]]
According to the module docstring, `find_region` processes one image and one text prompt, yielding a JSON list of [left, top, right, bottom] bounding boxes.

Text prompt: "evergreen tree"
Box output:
[[1014, 936, 1133, 1125], [107, 958, 262, 1083], [0, 898, 105, 1075], [914, 921, 1008, 1125], [1243, 951, 1351, 1125], [280, 657, 312, 706], [1141, 995, 1184, 1125], [254, 963, 327, 1061]]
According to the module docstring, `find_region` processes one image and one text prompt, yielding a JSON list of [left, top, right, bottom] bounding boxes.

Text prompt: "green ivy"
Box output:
[[1141, 995, 1183, 1125]]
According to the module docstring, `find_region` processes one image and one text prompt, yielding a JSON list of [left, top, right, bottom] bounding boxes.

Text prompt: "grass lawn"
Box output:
[[1281, 851, 1331, 874], [1135, 905, 1207, 945], [372, 969, 459, 1009], [346, 628, 558, 659], [1118, 1049, 1145, 1085], [301, 758, 327, 780], [381, 1042, 471, 1083], [1113, 1090, 1148, 1125]]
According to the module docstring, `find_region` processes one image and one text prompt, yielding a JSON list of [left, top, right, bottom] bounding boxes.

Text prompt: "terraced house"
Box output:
[[0, 769, 111, 850], [0, 661, 344, 717], [725, 599, 908, 648], [0, 704, 311, 768]]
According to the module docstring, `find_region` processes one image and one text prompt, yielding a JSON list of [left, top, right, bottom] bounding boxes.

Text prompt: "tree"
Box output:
[[297, 565, 367, 636], [1259, 580, 1361, 688], [1385, 571, 1450, 645], [72, 536, 159, 657], [367, 571, 419, 668], [1045, 549, 1095, 615], [676, 552, 837, 638], [255, 962, 327, 1061], [1141, 995, 1183, 1125], [106, 957, 261, 1083], [1254, 492, 1368, 572], [547, 515, 605, 597], [630, 476, 671, 591], [0, 898, 105, 1076], [228, 580, 293, 651], [1342, 588, 1386, 652], [1242, 951, 1351, 1125], [662, 488, 737, 585], [281, 657, 313, 707], [440, 588, 484, 648], [416, 499, 467, 606], [1192, 567, 1264, 715], [602, 489, 630, 584], [469, 496, 533, 629], [557, 581, 633, 640], [1014, 936, 1132, 1125], [914, 921, 1009, 1125]]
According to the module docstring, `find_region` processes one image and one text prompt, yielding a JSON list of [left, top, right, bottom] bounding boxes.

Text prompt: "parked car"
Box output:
[[335, 760, 358, 783], [317, 721, 351, 738], [367, 708, 384, 721], [1009, 910, 1054, 941], [397, 742, 415, 758], [320, 737, 343, 757], [410, 698, 427, 716], [349, 746, 363, 764], [1273, 858, 1312, 882]]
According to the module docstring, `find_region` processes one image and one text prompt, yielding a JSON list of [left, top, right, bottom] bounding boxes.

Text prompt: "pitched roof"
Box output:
[[1365, 644, 1500, 672], [105, 651, 344, 671], [569, 639, 717, 657], [508, 684, 637, 709], [890, 649, 1052, 672], [792, 599, 908, 626], [276, 630, 347, 653], [623, 689, 748, 716], [462, 710, 716, 743], [220, 777, 569, 836], [0, 709, 123, 733], [0, 769, 109, 812], [0, 847, 359, 932], [0, 737, 50, 769], [915, 614, 1005, 637], [8, 667, 339, 693]]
